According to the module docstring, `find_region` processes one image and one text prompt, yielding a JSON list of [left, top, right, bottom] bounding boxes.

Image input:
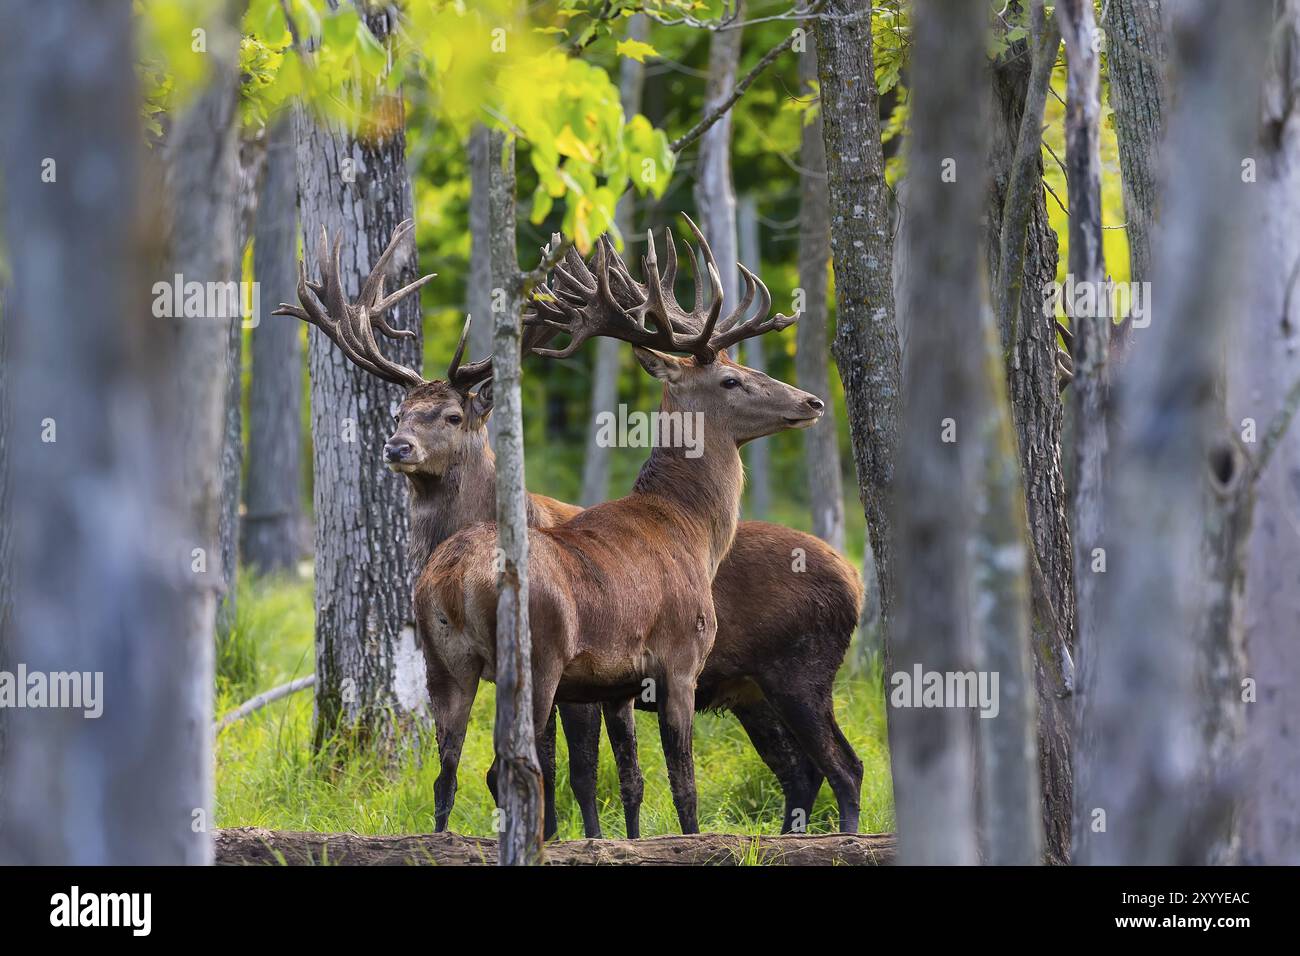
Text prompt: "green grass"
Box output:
[[215, 574, 894, 839]]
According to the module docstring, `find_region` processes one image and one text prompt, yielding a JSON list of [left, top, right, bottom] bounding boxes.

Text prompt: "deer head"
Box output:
[[273, 219, 551, 479], [528, 215, 823, 446]]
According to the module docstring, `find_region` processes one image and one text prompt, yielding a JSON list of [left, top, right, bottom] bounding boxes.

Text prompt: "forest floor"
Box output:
[[214, 574, 894, 842]]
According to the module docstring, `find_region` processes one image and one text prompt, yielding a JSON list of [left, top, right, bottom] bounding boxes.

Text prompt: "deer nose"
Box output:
[[384, 440, 412, 462], [806, 396, 825, 412]]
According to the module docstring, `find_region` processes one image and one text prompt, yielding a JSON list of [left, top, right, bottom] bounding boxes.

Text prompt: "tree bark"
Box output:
[[985, 0, 1074, 864], [0, 286, 10, 824], [737, 195, 771, 519], [1076, 0, 1269, 865], [295, 7, 428, 749], [216, 827, 896, 866], [0, 0, 222, 864], [1105, 0, 1167, 287], [245, 117, 304, 576], [816, 0, 903, 638], [467, 124, 496, 445], [889, 0, 987, 866], [489, 134, 544, 866], [580, 14, 647, 507], [795, 40, 845, 553], [1233, 0, 1300, 866]]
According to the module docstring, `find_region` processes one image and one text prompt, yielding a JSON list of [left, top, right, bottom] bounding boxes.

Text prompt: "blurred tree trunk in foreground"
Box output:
[[986, 0, 1073, 863], [467, 124, 497, 445], [581, 14, 646, 507], [1077, 0, 1269, 865], [1234, 0, 1300, 866], [890, 0, 986, 865], [245, 117, 304, 576], [816, 0, 903, 644], [0, 0, 224, 864], [737, 195, 770, 519], [295, 6, 427, 750], [794, 38, 845, 554]]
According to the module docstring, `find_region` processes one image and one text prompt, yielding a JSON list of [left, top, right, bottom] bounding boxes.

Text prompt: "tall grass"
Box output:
[[215, 574, 894, 838]]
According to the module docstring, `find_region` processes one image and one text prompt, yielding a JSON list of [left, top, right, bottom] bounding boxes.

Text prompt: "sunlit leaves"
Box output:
[[615, 37, 659, 62]]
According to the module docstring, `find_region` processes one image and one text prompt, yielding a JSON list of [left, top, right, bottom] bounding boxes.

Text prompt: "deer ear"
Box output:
[[467, 380, 494, 425], [633, 347, 684, 384]]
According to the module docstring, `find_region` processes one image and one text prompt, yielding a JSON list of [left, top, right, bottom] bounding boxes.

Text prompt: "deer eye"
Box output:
[[445, 413, 463, 426], [720, 377, 741, 389]]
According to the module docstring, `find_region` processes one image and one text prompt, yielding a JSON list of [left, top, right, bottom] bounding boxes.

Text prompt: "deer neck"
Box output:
[[631, 399, 744, 575], [405, 436, 498, 569]]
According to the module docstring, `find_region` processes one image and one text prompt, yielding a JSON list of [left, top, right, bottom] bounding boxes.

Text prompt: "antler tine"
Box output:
[[706, 266, 800, 356], [359, 218, 414, 307], [715, 261, 761, 335], [445, 314, 493, 392]]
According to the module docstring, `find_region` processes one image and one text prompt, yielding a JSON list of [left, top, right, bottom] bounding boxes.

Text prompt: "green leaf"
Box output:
[[615, 38, 659, 63]]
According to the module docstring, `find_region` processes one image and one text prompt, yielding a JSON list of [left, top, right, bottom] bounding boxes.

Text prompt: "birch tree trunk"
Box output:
[[245, 117, 304, 576], [1077, 0, 1269, 865], [0, 286, 10, 823], [0, 0, 221, 864], [986, 0, 1074, 863], [890, 0, 986, 866], [816, 0, 903, 639], [581, 14, 646, 507], [1105, 0, 1167, 287], [467, 124, 496, 444], [737, 195, 770, 519], [490, 134, 544, 866], [794, 38, 845, 553], [295, 7, 427, 749], [1233, 0, 1300, 866]]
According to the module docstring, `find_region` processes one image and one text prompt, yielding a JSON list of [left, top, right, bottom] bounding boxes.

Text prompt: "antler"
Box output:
[[525, 214, 799, 365], [271, 218, 434, 389]]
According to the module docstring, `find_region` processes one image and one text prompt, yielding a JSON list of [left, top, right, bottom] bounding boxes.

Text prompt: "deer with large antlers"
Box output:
[[420, 217, 832, 834], [277, 218, 863, 837]]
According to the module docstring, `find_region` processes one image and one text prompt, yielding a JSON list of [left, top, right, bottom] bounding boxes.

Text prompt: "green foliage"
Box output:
[[215, 574, 894, 839]]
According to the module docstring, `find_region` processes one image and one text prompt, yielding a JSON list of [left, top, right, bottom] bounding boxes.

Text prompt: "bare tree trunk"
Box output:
[[737, 195, 771, 519], [581, 14, 647, 507], [1076, 0, 1269, 865], [245, 117, 304, 576], [890, 0, 986, 866], [816, 0, 903, 639], [467, 124, 496, 445], [1234, 0, 1300, 866], [0, 286, 10, 823], [795, 40, 845, 553], [0, 0, 222, 864], [1056, 0, 1109, 863], [489, 133, 544, 866], [295, 7, 427, 749], [1105, 0, 1167, 287], [986, 0, 1074, 864]]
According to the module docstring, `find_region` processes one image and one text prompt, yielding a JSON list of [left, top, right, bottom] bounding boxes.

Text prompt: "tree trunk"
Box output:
[[737, 195, 771, 519], [0, 0, 223, 864], [245, 117, 304, 576], [295, 7, 427, 749], [795, 40, 846, 553], [467, 124, 496, 444], [1077, 0, 1269, 865], [889, 0, 987, 866], [0, 286, 9, 823], [1234, 0, 1300, 866], [816, 0, 903, 638], [985, 0, 1074, 864], [580, 14, 647, 507], [1105, 0, 1167, 287], [489, 134, 544, 866]]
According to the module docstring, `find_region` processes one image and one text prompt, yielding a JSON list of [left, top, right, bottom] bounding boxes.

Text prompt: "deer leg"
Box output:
[[537, 707, 560, 840], [731, 699, 824, 833], [602, 699, 644, 839], [656, 672, 699, 834], [428, 659, 481, 834], [557, 702, 604, 839], [762, 686, 863, 833]]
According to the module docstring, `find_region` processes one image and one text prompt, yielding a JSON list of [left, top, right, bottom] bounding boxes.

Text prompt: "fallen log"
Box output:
[[215, 827, 895, 866]]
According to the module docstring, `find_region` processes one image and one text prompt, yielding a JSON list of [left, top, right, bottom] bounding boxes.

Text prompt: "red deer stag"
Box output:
[[418, 218, 827, 834], [275, 219, 863, 837]]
